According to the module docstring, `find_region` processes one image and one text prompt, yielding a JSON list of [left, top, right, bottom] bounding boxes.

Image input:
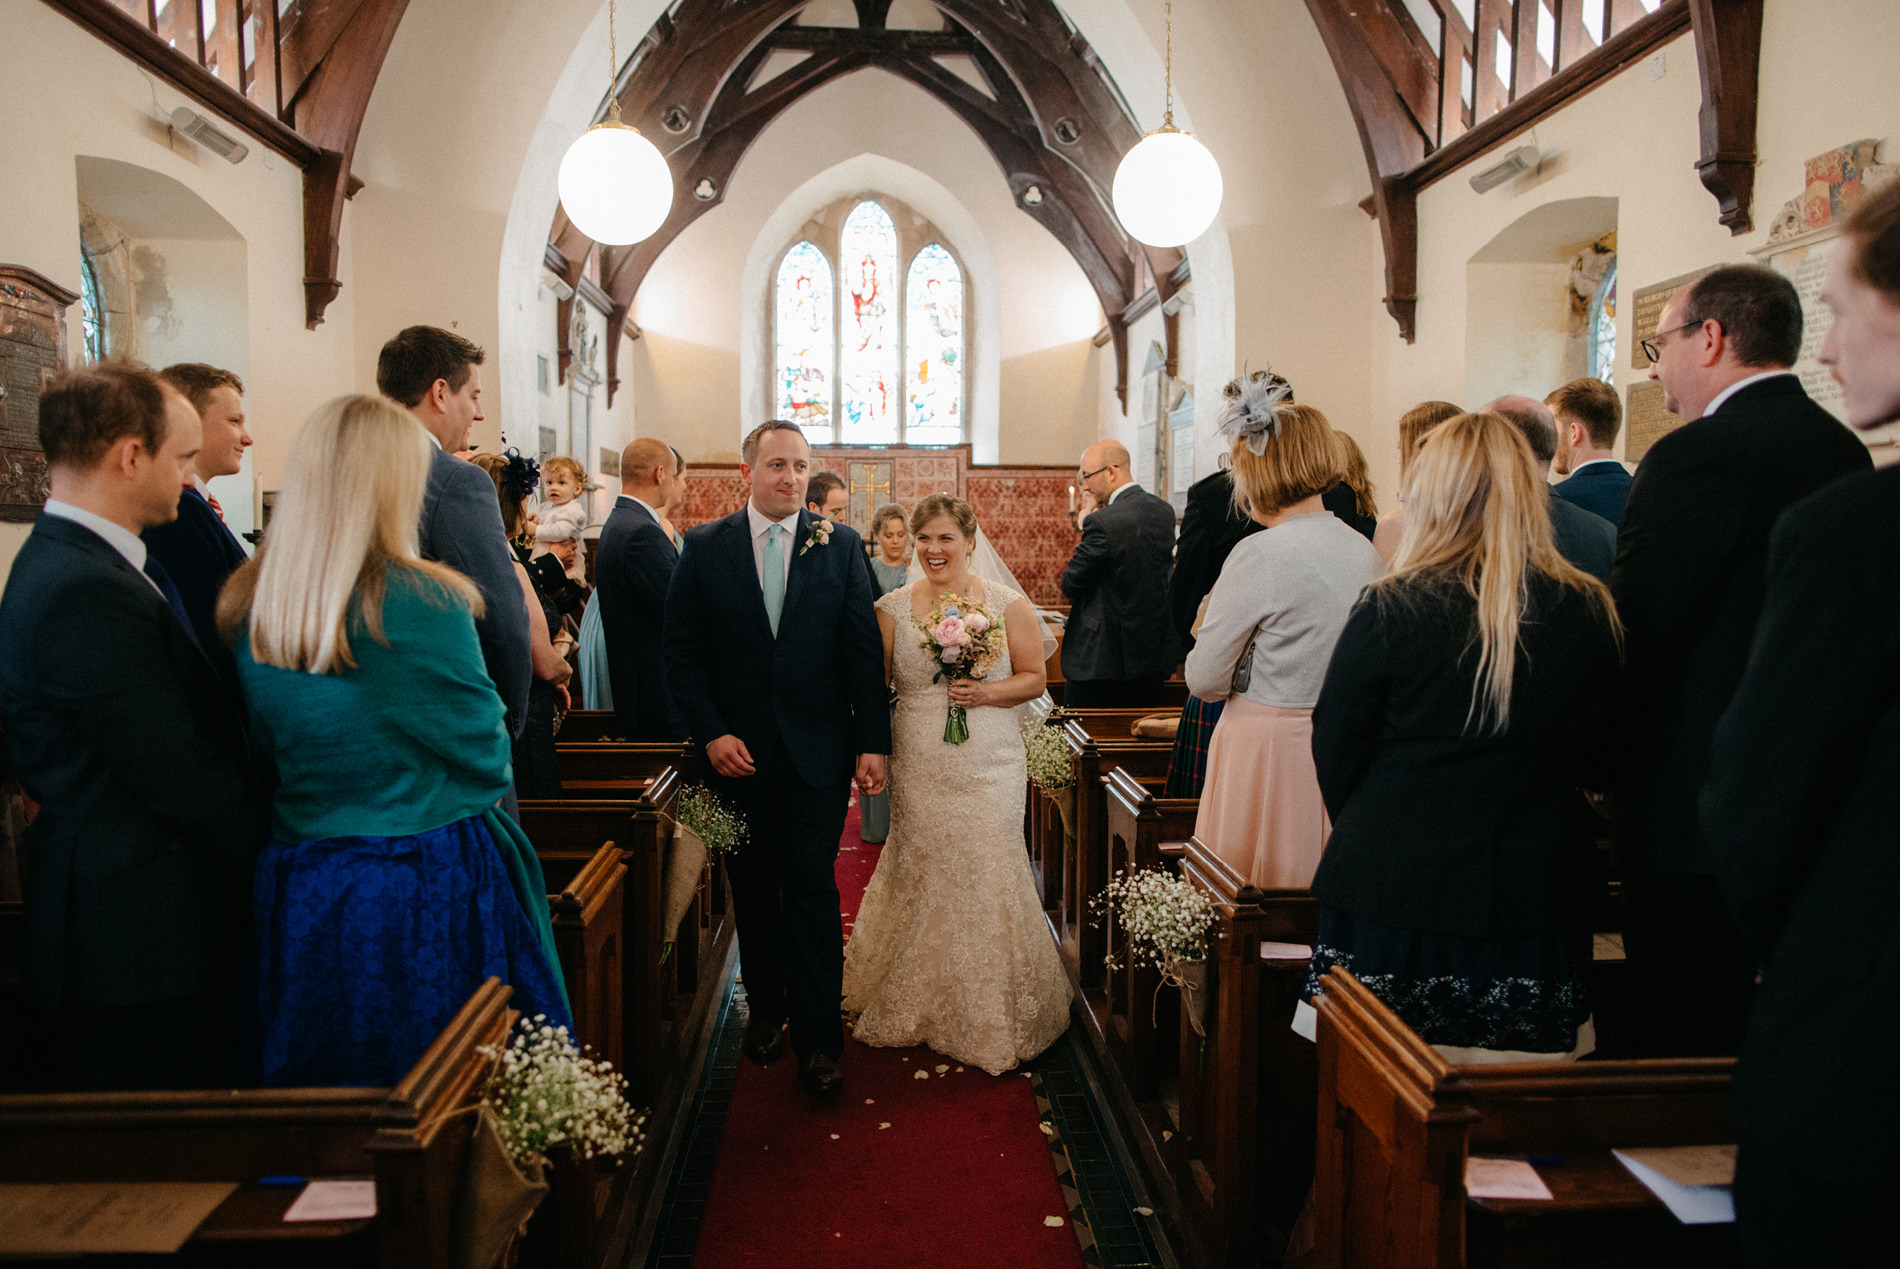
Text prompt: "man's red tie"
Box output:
[[206, 492, 226, 522]]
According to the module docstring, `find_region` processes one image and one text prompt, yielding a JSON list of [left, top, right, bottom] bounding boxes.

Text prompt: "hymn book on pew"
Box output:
[[0, 1181, 238, 1254]]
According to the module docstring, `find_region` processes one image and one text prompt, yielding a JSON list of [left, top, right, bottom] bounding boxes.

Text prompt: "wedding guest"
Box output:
[[1320, 430, 1378, 542], [472, 451, 575, 797], [220, 395, 569, 1086], [1371, 399, 1461, 566], [1547, 378, 1630, 526], [1185, 389, 1383, 889], [806, 469, 848, 520], [1702, 179, 1900, 1266], [1612, 263, 1869, 1057], [376, 326, 531, 742], [0, 365, 267, 1089], [594, 438, 684, 742], [531, 454, 590, 586], [142, 362, 252, 684], [867, 502, 911, 597], [1484, 394, 1615, 580], [1302, 411, 1622, 1062], [1060, 440, 1177, 707]]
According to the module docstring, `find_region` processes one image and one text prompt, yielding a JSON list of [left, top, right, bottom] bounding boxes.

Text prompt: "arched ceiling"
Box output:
[[543, 0, 1189, 410]]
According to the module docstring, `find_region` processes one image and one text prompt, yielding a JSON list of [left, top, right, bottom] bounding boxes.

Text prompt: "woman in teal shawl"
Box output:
[[219, 394, 570, 1087]]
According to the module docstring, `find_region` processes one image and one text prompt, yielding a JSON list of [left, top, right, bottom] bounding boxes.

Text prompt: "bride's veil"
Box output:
[[909, 523, 1059, 662]]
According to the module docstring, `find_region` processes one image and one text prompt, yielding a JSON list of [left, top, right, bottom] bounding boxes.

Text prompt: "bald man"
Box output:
[[595, 437, 686, 740], [1059, 439, 1180, 707]]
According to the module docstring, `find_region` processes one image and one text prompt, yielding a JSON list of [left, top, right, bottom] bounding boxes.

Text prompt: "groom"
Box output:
[[664, 420, 890, 1096]]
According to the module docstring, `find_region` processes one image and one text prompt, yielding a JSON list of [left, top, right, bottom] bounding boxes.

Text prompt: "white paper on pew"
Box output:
[[1258, 941, 1313, 961], [1613, 1150, 1735, 1224], [1463, 1157, 1553, 1201], [283, 1180, 378, 1223]]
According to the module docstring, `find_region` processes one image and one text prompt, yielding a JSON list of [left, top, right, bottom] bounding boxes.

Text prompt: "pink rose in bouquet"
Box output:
[[964, 612, 990, 635], [932, 615, 968, 647]]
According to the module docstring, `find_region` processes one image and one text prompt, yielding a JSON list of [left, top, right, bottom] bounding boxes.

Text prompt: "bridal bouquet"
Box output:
[[916, 591, 1006, 744]]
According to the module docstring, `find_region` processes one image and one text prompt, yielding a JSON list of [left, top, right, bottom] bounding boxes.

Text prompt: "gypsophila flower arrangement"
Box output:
[[480, 1016, 646, 1171], [676, 784, 747, 854], [1089, 867, 1218, 984], [1022, 720, 1075, 792]]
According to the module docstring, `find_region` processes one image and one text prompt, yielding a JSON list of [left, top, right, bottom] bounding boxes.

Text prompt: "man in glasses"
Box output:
[[1608, 264, 1869, 1060], [1060, 440, 1178, 708]]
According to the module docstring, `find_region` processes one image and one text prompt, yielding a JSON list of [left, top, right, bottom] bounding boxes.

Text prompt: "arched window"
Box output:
[[769, 195, 968, 446], [904, 244, 963, 444], [774, 241, 835, 440], [79, 246, 105, 364], [1588, 256, 1617, 386]]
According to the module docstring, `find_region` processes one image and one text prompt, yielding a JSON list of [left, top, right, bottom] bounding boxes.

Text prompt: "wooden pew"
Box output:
[[549, 844, 627, 1078], [1313, 968, 1738, 1269], [1052, 717, 1174, 988], [558, 709, 624, 743], [0, 979, 513, 1267], [1100, 767, 1198, 1101], [554, 742, 693, 796]]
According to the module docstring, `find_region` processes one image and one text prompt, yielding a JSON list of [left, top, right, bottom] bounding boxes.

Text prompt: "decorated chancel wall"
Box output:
[[672, 446, 1075, 609]]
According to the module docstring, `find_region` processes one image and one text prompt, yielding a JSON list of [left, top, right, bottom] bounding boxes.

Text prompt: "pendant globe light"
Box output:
[[1111, 0, 1223, 248], [558, 0, 673, 246]]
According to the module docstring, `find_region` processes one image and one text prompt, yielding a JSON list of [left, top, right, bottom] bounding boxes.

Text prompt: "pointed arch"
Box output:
[[774, 241, 837, 442], [904, 243, 963, 444]]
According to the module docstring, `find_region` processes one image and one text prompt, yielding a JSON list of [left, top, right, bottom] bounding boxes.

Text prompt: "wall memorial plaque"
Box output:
[[1625, 381, 1681, 464], [0, 266, 78, 522], [1630, 267, 1717, 372]]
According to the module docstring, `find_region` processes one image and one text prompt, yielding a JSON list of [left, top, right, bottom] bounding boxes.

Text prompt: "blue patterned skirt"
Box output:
[[1163, 694, 1225, 798], [253, 813, 573, 1086], [1302, 907, 1591, 1054]]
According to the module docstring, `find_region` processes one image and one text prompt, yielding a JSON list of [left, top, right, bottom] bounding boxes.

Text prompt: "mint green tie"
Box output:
[[762, 524, 786, 637]]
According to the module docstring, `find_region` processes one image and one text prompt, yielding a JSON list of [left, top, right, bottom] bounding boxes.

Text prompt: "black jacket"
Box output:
[[1552, 461, 1632, 527], [1060, 483, 1177, 681], [664, 508, 891, 787], [1548, 488, 1615, 582], [141, 485, 248, 685], [1169, 470, 1261, 652], [0, 515, 268, 1011], [595, 496, 683, 741], [1310, 572, 1622, 939], [1609, 375, 1870, 874], [1702, 466, 1900, 1175]]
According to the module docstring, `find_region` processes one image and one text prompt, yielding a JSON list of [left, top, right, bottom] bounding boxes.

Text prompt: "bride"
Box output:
[[842, 494, 1073, 1074]]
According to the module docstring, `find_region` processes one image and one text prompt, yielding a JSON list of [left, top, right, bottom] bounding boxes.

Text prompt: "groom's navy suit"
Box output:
[[664, 506, 891, 1059]]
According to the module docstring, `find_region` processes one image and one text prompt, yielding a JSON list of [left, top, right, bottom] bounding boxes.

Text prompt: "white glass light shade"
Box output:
[[557, 122, 673, 246], [1111, 128, 1224, 248]]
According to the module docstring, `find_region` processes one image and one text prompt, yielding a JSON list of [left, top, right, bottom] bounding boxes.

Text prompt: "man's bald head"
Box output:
[[1077, 439, 1134, 505], [1483, 394, 1559, 471], [621, 436, 681, 507], [1083, 440, 1130, 470]]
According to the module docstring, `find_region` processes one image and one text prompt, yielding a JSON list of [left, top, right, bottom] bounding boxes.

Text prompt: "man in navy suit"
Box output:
[[0, 364, 267, 1089], [376, 326, 530, 741], [141, 363, 252, 685], [1485, 395, 1616, 580], [664, 421, 890, 1097], [596, 437, 684, 741], [1611, 264, 1870, 1058], [1060, 440, 1178, 707], [1547, 377, 1631, 527]]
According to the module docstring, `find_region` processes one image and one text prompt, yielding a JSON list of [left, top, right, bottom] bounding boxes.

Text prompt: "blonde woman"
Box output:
[[1371, 399, 1462, 566], [219, 395, 570, 1086], [1185, 386, 1385, 890], [1301, 411, 1622, 1062]]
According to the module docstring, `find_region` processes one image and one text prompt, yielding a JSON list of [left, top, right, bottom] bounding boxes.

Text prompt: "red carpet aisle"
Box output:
[[688, 800, 1086, 1268]]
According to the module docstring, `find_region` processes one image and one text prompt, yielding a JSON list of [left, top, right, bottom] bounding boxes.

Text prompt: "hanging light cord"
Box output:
[[605, 0, 623, 125], [1162, 0, 1175, 129]]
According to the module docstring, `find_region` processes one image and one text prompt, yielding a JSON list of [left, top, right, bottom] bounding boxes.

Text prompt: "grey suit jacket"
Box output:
[[420, 445, 532, 738]]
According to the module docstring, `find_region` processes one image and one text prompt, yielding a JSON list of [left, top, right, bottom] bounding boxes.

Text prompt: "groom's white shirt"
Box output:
[[746, 501, 800, 592]]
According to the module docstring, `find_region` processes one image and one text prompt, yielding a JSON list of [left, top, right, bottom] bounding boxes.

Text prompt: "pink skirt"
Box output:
[[1193, 699, 1330, 891]]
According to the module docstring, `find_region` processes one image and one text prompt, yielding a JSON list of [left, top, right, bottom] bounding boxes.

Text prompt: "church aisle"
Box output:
[[642, 801, 1157, 1268]]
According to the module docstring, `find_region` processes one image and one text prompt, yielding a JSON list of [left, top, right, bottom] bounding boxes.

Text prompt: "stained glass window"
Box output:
[[79, 248, 105, 364], [774, 241, 834, 443], [839, 201, 900, 443], [1589, 257, 1618, 387], [904, 244, 963, 445]]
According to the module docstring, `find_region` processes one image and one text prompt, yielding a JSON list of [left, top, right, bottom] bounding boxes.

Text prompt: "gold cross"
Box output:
[[849, 461, 893, 530]]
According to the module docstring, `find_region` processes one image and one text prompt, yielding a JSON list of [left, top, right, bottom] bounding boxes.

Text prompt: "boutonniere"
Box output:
[[799, 519, 834, 556]]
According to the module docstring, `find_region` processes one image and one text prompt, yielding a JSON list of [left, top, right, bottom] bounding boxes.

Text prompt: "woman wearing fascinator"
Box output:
[[1183, 375, 1384, 891]]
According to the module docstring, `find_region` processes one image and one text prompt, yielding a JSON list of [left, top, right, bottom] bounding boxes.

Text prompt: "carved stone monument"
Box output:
[[0, 266, 79, 522]]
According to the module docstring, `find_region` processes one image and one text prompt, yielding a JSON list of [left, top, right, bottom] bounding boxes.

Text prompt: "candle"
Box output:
[[1068, 484, 1076, 513]]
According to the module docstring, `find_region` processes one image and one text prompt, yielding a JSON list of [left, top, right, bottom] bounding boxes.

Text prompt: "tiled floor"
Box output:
[[641, 975, 1175, 1269]]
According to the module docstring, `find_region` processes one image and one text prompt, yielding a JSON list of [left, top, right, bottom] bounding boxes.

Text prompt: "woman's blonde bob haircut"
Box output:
[[1229, 403, 1342, 519], [1384, 410, 1619, 732], [219, 394, 481, 674]]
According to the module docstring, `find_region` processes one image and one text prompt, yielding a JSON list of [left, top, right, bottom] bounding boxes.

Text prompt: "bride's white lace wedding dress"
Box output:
[[842, 578, 1073, 1074]]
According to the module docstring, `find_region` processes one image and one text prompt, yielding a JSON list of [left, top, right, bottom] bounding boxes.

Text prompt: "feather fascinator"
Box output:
[[499, 448, 541, 504], [1215, 366, 1294, 455]]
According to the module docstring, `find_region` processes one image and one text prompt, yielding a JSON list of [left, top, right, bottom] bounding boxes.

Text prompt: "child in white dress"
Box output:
[[532, 455, 590, 586]]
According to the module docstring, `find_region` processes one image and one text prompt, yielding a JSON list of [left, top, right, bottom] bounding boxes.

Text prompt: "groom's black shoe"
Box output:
[[742, 1015, 786, 1066], [798, 1052, 844, 1097]]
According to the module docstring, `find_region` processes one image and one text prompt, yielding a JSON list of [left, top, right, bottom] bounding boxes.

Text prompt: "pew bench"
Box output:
[[1100, 768, 1198, 1101], [1053, 720, 1174, 989], [1313, 967, 1738, 1269], [557, 710, 624, 743], [0, 979, 513, 1267]]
